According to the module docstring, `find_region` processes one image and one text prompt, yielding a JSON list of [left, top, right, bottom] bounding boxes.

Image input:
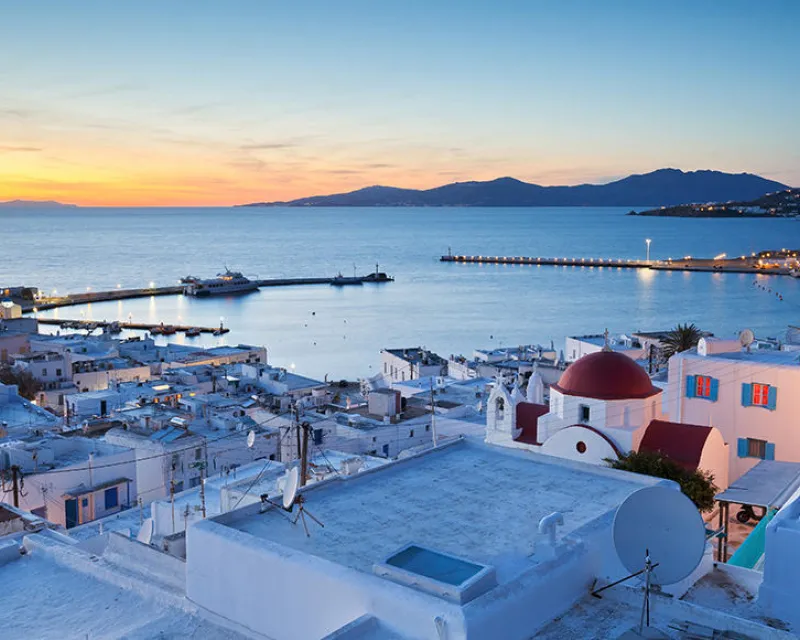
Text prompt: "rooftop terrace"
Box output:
[[220, 440, 656, 583]]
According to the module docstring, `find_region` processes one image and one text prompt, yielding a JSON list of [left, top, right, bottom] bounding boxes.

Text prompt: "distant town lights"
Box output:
[[149, 281, 155, 288]]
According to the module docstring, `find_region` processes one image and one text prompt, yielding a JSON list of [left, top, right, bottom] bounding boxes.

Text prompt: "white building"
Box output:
[[381, 347, 446, 383], [667, 338, 799, 483], [0, 382, 62, 439], [185, 439, 699, 639], [0, 435, 136, 529], [486, 350, 729, 488]]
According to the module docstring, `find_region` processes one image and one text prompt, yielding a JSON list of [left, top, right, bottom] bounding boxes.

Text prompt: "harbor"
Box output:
[[15, 267, 394, 312], [34, 318, 229, 336], [440, 248, 800, 276]]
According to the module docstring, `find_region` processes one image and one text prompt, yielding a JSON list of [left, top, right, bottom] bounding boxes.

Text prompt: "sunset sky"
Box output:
[[1, 1, 798, 206]]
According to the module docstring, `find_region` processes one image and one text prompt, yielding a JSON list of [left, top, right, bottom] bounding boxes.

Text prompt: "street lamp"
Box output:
[[645, 238, 652, 263]]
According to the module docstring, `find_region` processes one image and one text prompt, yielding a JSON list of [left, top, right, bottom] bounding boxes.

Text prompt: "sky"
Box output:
[[1, 1, 798, 206]]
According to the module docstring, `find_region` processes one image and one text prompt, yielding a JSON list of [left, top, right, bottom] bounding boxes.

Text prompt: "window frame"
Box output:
[[696, 375, 712, 398], [752, 383, 770, 407]]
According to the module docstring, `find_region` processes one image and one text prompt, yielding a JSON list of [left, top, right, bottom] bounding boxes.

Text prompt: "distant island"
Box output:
[[238, 168, 790, 208], [0, 199, 78, 209], [629, 188, 800, 218]]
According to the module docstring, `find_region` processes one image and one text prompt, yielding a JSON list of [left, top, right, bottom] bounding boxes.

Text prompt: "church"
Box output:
[[485, 347, 730, 488]]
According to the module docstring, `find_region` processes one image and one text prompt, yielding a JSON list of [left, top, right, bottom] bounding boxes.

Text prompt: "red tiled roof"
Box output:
[[638, 419, 713, 472], [551, 351, 661, 401], [516, 402, 549, 444]]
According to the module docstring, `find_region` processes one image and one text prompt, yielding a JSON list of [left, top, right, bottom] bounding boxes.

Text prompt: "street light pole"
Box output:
[[646, 238, 652, 263]]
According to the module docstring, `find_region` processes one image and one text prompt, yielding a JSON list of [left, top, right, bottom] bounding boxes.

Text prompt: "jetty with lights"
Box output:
[[440, 248, 800, 276], [12, 265, 394, 312]]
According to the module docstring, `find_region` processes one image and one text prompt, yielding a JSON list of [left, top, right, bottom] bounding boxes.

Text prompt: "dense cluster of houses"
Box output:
[[4, 306, 800, 638]]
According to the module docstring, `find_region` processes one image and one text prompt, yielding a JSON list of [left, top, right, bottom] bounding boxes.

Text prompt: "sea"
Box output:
[[4, 206, 799, 380]]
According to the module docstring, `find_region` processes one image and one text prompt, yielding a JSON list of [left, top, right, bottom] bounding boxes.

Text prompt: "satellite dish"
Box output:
[[739, 329, 755, 349], [136, 518, 154, 545], [246, 430, 256, 449], [283, 466, 300, 509], [613, 485, 706, 585]]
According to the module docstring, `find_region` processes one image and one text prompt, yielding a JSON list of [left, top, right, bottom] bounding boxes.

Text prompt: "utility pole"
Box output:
[[300, 421, 310, 487], [190, 460, 207, 518], [429, 379, 438, 448], [11, 465, 20, 507], [170, 465, 176, 534]]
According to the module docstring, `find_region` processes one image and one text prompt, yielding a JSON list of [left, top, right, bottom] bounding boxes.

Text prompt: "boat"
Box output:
[[330, 272, 364, 287], [362, 264, 394, 283], [107, 321, 122, 334], [185, 327, 201, 337], [151, 323, 176, 335], [183, 268, 259, 297], [790, 268, 800, 278]]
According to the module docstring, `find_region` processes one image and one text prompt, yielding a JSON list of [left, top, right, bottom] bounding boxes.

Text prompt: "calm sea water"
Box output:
[[4, 206, 799, 379]]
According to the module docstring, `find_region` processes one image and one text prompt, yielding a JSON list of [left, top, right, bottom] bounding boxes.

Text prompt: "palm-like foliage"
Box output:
[[661, 322, 702, 361]]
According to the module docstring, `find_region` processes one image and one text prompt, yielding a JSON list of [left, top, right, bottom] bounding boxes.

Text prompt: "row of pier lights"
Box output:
[[447, 238, 656, 265]]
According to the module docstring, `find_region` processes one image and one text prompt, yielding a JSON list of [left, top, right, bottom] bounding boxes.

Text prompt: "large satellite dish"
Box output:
[[283, 466, 300, 509], [246, 430, 256, 449], [613, 485, 706, 585], [136, 518, 154, 545]]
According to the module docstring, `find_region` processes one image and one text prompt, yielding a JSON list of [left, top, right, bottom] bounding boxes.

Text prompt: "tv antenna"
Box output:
[[591, 485, 706, 637], [260, 466, 324, 537]]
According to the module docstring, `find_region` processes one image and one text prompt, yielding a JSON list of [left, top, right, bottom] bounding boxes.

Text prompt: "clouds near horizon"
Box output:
[[0, 1, 797, 205]]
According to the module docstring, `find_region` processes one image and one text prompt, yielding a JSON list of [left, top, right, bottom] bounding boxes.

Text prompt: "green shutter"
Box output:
[[767, 387, 777, 411], [737, 438, 748, 458], [685, 375, 696, 398], [741, 383, 752, 407]]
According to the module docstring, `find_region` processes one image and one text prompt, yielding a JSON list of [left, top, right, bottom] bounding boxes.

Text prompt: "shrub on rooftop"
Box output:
[[606, 450, 717, 512]]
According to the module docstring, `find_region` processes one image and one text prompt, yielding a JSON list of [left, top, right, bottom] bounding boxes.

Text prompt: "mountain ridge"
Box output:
[[239, 169, 790, 208]]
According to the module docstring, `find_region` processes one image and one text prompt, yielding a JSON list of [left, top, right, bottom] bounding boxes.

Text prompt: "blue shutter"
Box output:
[[741, 383, 752, 407], [767, 386, 777, 411], [685, 375, 696, 398], [766, 442, 776, 460], [709, 378, 719, 402], [737, 438, 748, 458]]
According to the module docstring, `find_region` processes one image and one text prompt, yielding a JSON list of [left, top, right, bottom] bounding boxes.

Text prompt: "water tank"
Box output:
[[697, 337, 741, 356]]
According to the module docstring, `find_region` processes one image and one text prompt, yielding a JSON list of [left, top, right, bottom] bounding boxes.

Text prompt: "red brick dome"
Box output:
[[552, 351, 661, 401]]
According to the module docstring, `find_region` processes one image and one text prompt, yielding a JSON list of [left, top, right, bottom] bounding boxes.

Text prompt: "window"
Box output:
[[313, 428, 324, 445], [172, 453, 180, 468], [42, 367, 47, 376], [104, 487, 119, 510], [748, 439, 766, 459], [579, 404, 590, 422], [425, 424, 430, 432], [195, 447, 202, 460], [56, 368, 62, 377], [742, 383, 777, 410], [576, 441, 587, 454], [696, 376, 712, 397], [384, 363, 387, 373], [189, 476, 201, 488], [752, 384, 769, 406], [409, 429, 415, 438], [174, 481, 184, 493], [81, 498, 88, 507], [737, 438, 775, 460], [686, 375, 718, 401]]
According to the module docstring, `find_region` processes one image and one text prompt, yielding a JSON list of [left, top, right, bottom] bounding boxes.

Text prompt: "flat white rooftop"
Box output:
[[221, 440, 656, 583], [1, 550, 249, 640]]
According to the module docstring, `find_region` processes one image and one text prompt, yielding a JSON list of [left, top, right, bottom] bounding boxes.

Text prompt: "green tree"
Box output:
[[607, 450, 717, 512], [661, 322, 702, 361], [0, 364, 42, 401]]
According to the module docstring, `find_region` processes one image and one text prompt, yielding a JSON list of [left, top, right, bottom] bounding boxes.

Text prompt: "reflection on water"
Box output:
[[14, 206, 800, 379]]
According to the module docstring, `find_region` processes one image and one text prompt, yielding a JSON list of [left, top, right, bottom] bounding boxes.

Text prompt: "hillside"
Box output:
[[239, 169, 789, 208], [0, 200, 78, 209], [631, 187, 800, 217]]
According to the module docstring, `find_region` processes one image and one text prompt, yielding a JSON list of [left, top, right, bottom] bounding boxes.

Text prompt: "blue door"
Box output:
[[65, 499, 78, 529]]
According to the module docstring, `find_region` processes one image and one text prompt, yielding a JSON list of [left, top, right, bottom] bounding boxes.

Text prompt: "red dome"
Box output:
[[552, 351, 661, 401]]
